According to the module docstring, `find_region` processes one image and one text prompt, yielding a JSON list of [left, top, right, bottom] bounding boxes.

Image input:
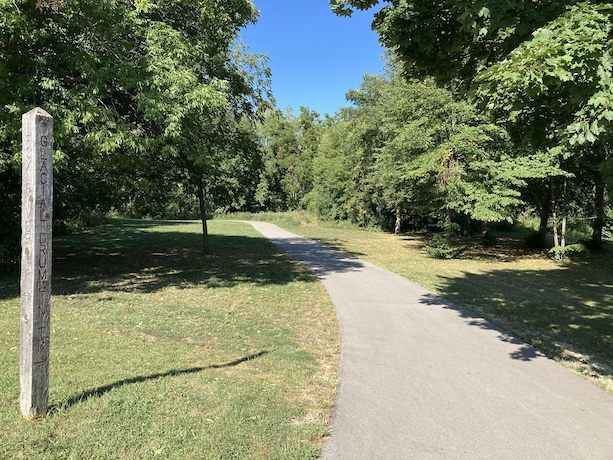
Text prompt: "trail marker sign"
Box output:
[[20, 107, 53, 417]]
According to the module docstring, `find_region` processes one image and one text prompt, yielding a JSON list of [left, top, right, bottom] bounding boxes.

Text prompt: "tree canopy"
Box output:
[[0, 0, 271, 257], [0, 1, 610, 267], [330, 1, 613, 145], [329, 1, 612, 249]]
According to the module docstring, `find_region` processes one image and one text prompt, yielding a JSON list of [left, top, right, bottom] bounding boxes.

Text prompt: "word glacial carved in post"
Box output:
[[20, 108, 53, 418]]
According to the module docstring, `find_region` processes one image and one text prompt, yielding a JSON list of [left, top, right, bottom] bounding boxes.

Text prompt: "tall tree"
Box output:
[[330, 1, 604, 87], [1, 0, 145, 261], [257, 107, 322, 211], [0, 0, 271, 259], [474, 3, 613, 247], [375, 76, 541, 233], [331, 0, 612, 247], [307, 108, 379, 224], [139, 2, 271, 253]]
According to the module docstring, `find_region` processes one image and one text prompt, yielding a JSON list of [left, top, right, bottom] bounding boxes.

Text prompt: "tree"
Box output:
[[362, 72, 535, 234], [306, 108, 378, 224], [330, 1, 604, 86], [1, 0, 145, 261], [129, 0, 271, 253], [475, 4, 613, 146], [474, 4, 613, 248], [0, 0, 271, 260], [257, 107, 323, 211], [331, 0, 612, 248]]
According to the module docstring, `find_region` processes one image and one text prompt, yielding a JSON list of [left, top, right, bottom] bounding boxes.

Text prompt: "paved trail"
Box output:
[[248, 222, 613, 460]]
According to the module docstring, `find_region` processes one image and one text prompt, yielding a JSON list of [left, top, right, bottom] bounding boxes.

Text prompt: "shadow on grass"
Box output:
[[48, 351, 268, 415], [419, 262, 613, 372], [0, 219, 317, 299]]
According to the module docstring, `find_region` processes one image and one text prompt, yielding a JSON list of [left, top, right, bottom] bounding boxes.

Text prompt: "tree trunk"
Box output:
[[394, 208, 402, 235], [592, 181, 605, 249], [462, 213, 471, 236], [552, 210, 559, 248], [537, 181, 552, 247], [444, 207, 452, 225], [482, 221, 491, 236], [444, 207, 453, 245], [197, 181, 210, 255], [560, 178, 567, 249], [560, 214, 567, 249]]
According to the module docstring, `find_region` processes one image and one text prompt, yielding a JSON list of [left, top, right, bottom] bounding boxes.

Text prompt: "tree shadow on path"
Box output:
[[420, 264, 613, 376], [266, 235, 365, 278]]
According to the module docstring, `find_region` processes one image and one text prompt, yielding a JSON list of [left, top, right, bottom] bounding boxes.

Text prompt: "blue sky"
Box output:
[[240, 1, 385, 117]]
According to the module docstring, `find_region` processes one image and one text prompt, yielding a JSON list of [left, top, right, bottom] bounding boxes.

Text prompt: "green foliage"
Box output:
[[306, 103, 380, 224], [601, 156, 613, 200], [425, 233, 462, 259], [548, 242, 588, 261], [257, 107, 323, 211], [476, 3, 613, 147], [0, 0, 271, 258], [330, 0, 612, 250], [333, 1, 613, 148], [364, 72, 535, 228], [424, 223, 462, 259], [271, 64, 584, 235], [443, 222, 461, 238]]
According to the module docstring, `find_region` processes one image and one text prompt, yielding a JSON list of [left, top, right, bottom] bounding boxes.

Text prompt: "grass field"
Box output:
[[2, 213, 612, 459], [0, 219, 339, 459], [235, 211, 613, 394]]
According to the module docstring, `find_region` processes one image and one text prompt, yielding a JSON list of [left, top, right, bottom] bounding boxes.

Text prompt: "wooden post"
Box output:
[[20, 108, 53, 417]]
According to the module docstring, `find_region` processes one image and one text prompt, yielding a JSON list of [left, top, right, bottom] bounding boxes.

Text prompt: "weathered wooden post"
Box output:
[[20, 108, 53, 417]]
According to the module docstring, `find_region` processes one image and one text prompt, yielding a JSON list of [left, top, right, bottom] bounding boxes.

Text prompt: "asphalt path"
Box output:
[[248, 222, 613, 460]]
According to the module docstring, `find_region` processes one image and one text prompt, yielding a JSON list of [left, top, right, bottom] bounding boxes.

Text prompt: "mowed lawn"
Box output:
[[0, 219, 339, 459], [243, 212, 613, 394]]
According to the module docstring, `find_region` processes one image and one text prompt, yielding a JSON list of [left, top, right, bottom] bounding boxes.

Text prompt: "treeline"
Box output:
[[1, 0, 612, 268], [323, 0, 613, 255], [75, 61, 609, 256], [255, 68, 611, 252]]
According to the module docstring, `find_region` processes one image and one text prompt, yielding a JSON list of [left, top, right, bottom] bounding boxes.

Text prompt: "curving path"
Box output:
[[248, 222, 613, 460]]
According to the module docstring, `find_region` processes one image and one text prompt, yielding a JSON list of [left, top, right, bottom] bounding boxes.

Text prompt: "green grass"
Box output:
[[0, 219, 339, 459], [247, 212, 613, 394]]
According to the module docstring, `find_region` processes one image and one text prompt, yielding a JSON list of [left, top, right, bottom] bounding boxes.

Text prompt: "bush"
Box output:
[[548, 243, 588, 261], [525, 231, 546, 248], [443, 222, 461, 237], [481, 231, 498, 246], [425, 233, 462, 259]]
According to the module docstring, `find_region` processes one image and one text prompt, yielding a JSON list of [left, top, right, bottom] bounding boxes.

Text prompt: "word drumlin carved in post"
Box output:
[[20, 108, 53, 417]]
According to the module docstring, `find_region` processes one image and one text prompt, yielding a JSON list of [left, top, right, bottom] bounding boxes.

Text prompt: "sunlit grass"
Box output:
[[0, 219, 339, 459]]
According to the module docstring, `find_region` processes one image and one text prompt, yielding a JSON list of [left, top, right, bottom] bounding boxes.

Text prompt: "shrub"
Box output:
[[548, 243, 588, 261], [425, 233, 462, 259], [481, 231, 498, 246], [525, 231, 546, 248]]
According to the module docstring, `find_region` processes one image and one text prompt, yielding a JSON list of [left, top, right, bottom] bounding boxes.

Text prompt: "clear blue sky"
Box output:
[[240, 0, 385, 117]]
